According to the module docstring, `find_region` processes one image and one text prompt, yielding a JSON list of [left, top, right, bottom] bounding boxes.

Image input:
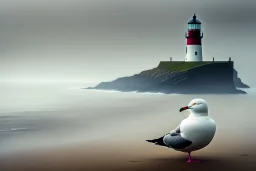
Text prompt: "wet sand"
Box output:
[[0, 138, 255, 171]]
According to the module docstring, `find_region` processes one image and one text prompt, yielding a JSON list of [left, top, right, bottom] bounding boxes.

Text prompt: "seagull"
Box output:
[[146, 99, 216, 163]]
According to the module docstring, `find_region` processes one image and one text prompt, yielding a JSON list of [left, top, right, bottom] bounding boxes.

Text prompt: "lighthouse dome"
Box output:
[[188, 14, 201, 24]]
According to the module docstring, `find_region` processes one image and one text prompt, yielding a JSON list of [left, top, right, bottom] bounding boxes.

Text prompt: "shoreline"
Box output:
[[85, 87, 247, 94]]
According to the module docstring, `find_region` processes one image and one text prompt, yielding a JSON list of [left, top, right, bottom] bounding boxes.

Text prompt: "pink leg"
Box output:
[[187, 152, 191, 162], [187, 152, 201, 163]]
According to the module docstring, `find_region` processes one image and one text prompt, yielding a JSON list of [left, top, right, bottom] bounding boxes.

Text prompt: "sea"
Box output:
[[0, 81, 255, 156]]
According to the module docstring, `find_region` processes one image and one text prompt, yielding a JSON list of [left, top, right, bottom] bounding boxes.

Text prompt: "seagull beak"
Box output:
[[179, 106, 189, 112]]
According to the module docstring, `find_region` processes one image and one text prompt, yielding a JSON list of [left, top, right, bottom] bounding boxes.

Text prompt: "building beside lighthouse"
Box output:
[[185, 14, 203, 61]]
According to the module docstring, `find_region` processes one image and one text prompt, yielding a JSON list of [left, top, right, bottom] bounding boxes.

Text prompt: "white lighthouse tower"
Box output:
[[185, 14, 203, 61]]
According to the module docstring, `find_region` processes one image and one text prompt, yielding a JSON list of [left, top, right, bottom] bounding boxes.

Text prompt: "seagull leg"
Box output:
[[187, 152, 200, 163], [187, 152, 192, 163]]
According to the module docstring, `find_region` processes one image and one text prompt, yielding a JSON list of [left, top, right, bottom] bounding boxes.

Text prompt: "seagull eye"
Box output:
[[192, 103, 196, 105]]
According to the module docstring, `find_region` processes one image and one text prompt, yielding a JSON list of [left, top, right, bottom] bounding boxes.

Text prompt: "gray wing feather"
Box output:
[[170, 125, 181, 136], [165, 125, 192, 149], [147, 125, 192, 149], [163, 133, 192, 149]]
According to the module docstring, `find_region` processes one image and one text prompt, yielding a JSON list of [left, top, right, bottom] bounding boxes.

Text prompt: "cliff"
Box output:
[[233, 69, 250, 88], [86, 61, 249, 94]]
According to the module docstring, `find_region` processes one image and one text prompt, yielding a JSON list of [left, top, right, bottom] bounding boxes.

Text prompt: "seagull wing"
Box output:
[[146, 125, 192, 149], [146, 125, 181, 147], [163, 133, 192, 149], [170, 125, 181, 136]]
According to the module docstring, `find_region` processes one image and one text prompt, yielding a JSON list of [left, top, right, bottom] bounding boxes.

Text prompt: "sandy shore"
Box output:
[[1, 136, 255, 171]]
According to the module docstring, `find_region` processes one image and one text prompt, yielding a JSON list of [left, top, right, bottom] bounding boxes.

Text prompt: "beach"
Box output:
[[0, 82, 255, 171]]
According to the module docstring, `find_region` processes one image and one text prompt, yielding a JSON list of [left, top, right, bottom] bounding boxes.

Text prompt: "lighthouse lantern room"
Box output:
[[185, 14, 203, 61]]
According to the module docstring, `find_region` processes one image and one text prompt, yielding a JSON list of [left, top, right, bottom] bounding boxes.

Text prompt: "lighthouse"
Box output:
[[185, 14, 203, 61]]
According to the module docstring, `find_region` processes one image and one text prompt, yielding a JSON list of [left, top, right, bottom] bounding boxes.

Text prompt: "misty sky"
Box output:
[[1, 0, 256, 86]]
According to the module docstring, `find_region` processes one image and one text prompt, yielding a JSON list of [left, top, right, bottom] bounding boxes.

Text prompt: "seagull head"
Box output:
[[179, 99, 208, 115]]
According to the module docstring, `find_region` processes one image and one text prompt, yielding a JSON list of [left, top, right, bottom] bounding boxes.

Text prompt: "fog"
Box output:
[[0, 0, 255, 86]]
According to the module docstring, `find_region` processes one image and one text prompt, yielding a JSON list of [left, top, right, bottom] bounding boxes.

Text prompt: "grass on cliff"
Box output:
[[157, 61, 212, 72]]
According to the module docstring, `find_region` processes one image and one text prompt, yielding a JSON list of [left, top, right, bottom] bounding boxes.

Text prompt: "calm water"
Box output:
[[0, 82, 255, 155]]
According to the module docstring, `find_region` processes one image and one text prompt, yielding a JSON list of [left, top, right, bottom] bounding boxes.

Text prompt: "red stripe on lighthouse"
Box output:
[[187, 38, 201, 45], [186, 30, 202, 45], [187, 30, 201, 37]]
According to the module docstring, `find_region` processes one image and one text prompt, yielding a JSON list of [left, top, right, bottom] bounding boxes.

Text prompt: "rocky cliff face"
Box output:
[[87, 62, 249, 94], [233, 69, 250, 88]]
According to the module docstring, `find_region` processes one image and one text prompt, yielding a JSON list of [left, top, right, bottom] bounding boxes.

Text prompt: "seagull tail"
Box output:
[[146, 136, 167, 147], [146, 139, 156, 143]]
